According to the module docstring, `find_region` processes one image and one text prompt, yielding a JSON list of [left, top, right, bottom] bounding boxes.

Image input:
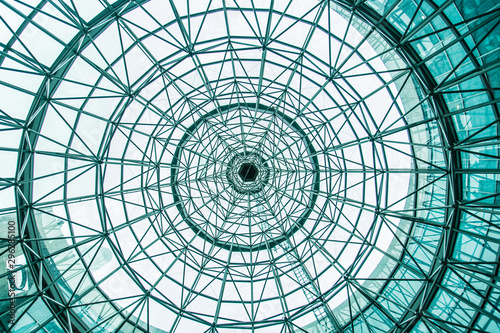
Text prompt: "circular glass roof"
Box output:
[[0, 1, 499, 332]]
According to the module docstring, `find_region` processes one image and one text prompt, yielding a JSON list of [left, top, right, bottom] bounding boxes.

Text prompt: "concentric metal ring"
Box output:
[[171, 103, 320, 251]]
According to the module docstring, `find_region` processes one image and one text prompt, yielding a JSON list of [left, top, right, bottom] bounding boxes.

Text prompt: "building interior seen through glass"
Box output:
[[0, 0, 499, 332]]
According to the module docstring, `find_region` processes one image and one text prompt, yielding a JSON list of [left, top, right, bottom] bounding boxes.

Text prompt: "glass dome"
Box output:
[[0, 0, 498, 332]]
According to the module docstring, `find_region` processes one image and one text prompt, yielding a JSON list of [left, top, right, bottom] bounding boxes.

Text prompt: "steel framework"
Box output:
[[0, 0, 499, 332]]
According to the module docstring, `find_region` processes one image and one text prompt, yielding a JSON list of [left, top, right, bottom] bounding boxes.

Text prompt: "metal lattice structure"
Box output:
[[0, 0, 499, 332]]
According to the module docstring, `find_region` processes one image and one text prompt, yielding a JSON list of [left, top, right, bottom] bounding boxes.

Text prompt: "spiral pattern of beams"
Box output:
[[0, 0, 498, 332]]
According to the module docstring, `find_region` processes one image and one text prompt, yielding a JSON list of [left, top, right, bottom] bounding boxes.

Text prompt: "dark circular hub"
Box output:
[[239, 163, 258, 182], [226, 153, 270, 195]]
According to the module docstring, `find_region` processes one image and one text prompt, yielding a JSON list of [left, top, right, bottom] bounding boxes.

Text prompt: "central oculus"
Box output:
[[239, 163, 258, 182], [226, 153, 270, 194]]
